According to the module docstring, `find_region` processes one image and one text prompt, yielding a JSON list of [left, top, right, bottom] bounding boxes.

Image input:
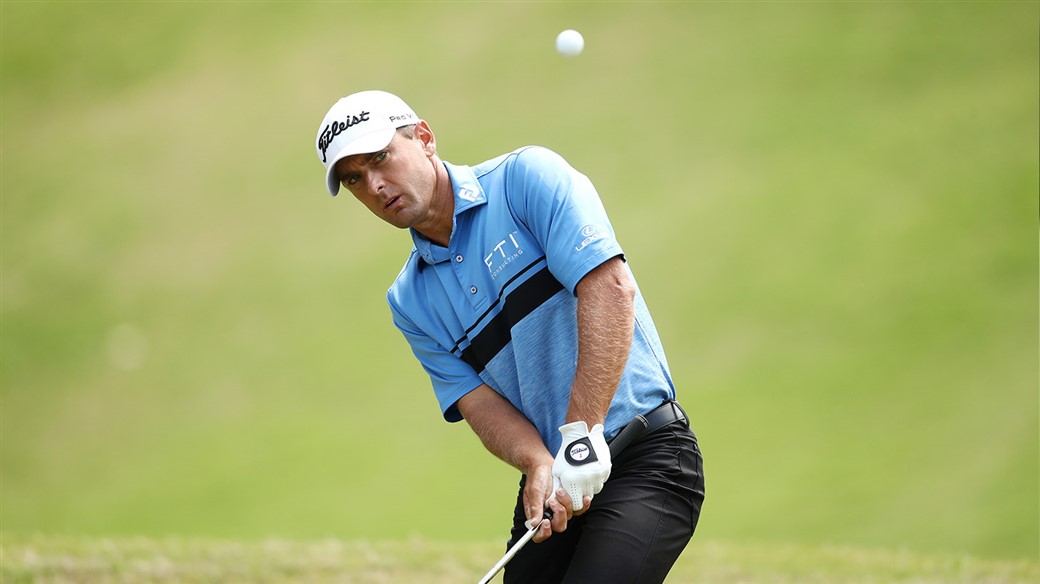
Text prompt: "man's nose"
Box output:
[[366, 172, 386, 194]]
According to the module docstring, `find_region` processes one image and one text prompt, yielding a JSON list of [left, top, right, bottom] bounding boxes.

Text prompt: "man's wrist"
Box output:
[[565, 394, 608, 427], [522, 454, 555, 478]]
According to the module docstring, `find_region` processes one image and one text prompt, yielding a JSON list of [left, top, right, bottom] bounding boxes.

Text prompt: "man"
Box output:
[[314, 90, 705, 583]]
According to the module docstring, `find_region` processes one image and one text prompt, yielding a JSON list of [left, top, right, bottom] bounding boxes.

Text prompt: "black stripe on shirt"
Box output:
[[459, 266, 564, 373], [449, 257, 547, 355]]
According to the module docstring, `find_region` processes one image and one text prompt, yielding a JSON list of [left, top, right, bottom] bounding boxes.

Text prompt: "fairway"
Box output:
[[2, 536, 1038, 584], [2, 0, 1037, 568]]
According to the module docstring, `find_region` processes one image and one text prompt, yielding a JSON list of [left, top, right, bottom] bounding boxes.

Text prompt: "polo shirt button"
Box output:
[[469, 286, 478, 294], [455, 255, 464, 263]]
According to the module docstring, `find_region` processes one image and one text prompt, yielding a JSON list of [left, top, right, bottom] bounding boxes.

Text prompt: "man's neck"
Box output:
[[414, 161, 455, 247]]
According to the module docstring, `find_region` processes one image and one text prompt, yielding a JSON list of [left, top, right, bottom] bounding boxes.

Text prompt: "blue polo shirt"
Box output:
[[387, 146, 674, 453]]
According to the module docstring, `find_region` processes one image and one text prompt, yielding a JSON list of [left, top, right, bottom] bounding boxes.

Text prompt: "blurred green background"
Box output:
[[2, 1, 1037, 561]]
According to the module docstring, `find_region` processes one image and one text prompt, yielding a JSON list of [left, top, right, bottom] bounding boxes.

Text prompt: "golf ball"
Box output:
[[556, 29, 584, 57]]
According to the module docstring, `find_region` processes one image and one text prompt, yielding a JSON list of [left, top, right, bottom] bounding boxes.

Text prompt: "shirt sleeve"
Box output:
[[388, 294, 484, 423], [507, 147, 625, 293]]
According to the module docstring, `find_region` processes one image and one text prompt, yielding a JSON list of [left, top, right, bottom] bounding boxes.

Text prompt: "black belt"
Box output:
[[607, 400, 688, 456]]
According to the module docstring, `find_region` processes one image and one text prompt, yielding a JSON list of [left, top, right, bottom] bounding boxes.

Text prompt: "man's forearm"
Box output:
[[458, 384, 554, 474], [567, 257, 636, 426]]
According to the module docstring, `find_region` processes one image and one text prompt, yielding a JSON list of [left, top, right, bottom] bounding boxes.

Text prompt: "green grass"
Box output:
[[2, 535, 1037, 584], [2, 0, 1037, 563]]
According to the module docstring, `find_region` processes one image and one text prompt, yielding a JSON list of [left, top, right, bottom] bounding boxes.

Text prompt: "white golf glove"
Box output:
[[552, 421, 612, 511]]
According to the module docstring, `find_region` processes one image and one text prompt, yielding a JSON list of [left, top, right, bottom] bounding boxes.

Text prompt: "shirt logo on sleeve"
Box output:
[[575, 224, 607, 252]]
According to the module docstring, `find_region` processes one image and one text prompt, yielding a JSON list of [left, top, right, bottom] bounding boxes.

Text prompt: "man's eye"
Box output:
[[375, 152, 388, 162], [343, 175, 359, 186]]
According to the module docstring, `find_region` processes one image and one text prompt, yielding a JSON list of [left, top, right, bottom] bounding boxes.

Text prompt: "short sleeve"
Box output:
[[389, 295, 484, 422], [506, 147, 624, 293]]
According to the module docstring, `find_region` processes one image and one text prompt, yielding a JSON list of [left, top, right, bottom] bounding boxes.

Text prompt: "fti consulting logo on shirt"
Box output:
[[484, 231, 524, 279], [575, 225, 606, 252]]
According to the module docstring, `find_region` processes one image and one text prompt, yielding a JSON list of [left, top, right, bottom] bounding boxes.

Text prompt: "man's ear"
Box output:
[[416, 120, 437, 156]]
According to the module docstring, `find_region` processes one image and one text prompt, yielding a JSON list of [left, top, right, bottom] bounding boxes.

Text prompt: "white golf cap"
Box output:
[[315, 90, 419, 196]]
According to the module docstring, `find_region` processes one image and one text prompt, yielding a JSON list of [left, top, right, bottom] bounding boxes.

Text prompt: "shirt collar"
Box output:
[[410, 161, 487, 265]]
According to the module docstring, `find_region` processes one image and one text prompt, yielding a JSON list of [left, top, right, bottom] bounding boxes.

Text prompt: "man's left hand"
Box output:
[[552, 421, 612, 511]]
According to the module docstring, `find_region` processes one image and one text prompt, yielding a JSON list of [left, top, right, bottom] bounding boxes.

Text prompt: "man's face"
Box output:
[[334, 123, 438, 230]]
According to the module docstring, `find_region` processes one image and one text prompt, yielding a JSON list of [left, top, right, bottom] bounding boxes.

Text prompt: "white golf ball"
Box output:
[[556, 29, 584, 57]]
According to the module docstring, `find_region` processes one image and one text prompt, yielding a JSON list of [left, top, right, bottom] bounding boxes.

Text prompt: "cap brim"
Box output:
[[324, 127, 397, 196]]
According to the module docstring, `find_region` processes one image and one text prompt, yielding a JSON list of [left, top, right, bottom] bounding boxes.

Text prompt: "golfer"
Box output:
[[314, 90, 705, 583]]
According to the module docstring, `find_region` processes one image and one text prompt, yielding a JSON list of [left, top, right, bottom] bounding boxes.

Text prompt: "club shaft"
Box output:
[[476, 522, 539, 584]]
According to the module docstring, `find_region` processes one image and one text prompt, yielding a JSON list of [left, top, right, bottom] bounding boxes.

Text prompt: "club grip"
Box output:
[[608, 414, 649, 457], [526, 507, 553, 530]]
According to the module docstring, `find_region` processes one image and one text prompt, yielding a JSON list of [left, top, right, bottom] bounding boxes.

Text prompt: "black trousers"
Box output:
[[503, 420, 705, 584]]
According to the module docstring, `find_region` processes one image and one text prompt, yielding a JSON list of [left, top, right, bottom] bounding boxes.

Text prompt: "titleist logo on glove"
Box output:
[[565, 437, 599, 465]]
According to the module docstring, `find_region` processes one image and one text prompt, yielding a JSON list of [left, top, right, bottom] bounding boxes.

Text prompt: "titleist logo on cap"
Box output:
[[317, 111, 371, 163]]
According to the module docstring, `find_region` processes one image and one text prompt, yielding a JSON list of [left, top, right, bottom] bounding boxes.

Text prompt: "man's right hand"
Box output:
[[523, 463, 587, 543], [455, 386, 590, 543]]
